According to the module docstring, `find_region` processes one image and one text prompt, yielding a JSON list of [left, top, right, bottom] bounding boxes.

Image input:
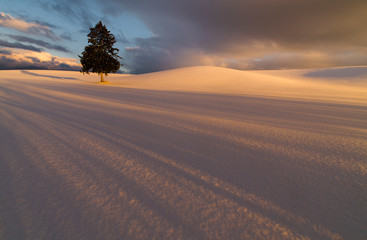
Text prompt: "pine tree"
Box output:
[[79, 21, 121, 82]]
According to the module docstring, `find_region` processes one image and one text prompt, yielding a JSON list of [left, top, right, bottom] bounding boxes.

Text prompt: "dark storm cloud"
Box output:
[[125, 41, 174, 74], [6, 34, 71, 53], [0, 39, 43, 52], [101, 0, 367, 73], [113, 0, 367, 48]]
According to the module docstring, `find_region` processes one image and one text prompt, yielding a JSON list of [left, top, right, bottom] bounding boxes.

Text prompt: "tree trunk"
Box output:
[[100, 73, 104, 82]]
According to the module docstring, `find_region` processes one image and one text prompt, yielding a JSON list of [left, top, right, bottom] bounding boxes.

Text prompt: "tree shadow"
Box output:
[[21, 70, 78, 80]]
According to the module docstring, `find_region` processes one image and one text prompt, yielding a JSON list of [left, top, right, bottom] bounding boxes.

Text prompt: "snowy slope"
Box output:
[[114, 66, 367, 104], [1, 67, 366, 239]]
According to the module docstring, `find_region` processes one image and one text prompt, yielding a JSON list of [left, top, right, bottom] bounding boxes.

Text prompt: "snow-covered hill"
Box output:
[[117, 66, 367, 103], [1, 67, 366, 239]]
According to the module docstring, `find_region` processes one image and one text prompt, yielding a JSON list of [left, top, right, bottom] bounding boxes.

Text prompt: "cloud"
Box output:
[[0, 48, 12, 55], [0, 39, 43, 52], [115, 31, 130, 44], [38, 0, 129, 43], [6, 34, 71, 53], [0, 12, 59, 40], [39, 0, 97, 29], [60, 32, 73, 41], [242, 51, 367, 70], [0, 48, 80, 70], [101, 0, 367, 73]]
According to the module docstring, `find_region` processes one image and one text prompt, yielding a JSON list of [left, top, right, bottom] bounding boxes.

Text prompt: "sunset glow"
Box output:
[[1, 1, 367, 73]]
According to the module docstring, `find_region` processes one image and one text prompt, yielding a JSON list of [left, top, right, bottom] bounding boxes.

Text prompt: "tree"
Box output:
[[79, 21, 121, 82]]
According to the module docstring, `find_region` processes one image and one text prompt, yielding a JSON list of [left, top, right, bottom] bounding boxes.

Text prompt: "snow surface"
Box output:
[[1, 67, 366, 239]]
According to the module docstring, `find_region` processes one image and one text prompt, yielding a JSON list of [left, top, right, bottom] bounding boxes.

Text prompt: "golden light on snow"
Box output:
[[1, 67, 366, 239]]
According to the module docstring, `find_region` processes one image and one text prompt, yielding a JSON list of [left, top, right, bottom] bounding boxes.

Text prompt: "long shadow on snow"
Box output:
[[2, 83, 367, 239], [2, 95, 357, 239]]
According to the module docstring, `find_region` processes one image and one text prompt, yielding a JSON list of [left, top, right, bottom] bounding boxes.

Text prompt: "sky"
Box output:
[[1, 0, 367, 74]]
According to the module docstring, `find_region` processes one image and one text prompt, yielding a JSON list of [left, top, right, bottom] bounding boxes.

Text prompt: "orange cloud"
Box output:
[[0, 48, 80, 70]]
